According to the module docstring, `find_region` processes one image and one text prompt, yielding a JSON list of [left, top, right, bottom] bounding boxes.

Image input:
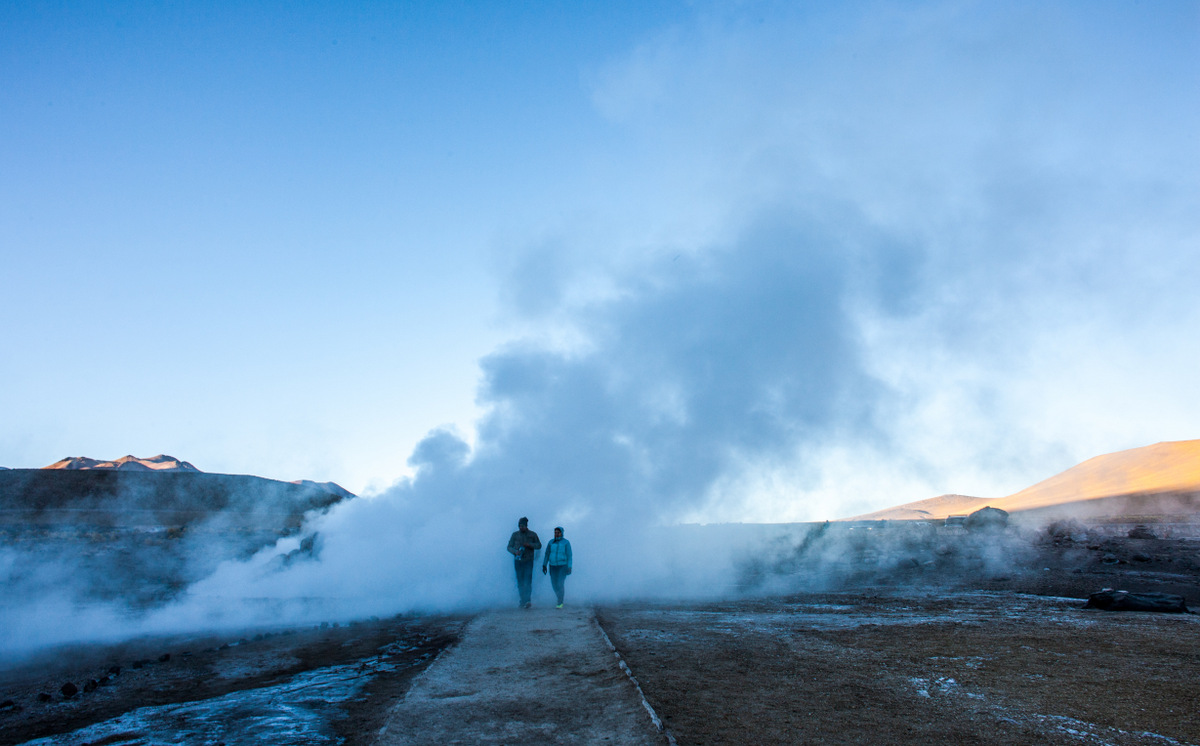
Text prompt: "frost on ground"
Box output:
[[598, 590, 1200, 746]]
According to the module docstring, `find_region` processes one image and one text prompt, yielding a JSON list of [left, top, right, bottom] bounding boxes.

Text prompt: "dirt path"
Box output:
[[375, 607, 666, 745]]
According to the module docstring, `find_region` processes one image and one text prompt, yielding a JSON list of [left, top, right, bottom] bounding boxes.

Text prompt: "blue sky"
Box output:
[[2, 1, 1198, 520]]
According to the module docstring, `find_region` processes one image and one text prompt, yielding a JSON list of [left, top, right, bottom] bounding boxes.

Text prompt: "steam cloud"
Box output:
[[4, 2, 1197, 657], [156, 212, 894, 627]]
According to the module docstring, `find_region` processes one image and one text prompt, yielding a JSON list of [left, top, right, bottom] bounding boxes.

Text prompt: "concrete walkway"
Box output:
[[375, 607, 666, 745]]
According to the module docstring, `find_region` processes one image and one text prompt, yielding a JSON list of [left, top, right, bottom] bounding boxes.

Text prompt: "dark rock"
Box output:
[[98, 676, 111, 686], [1131, 552, 1152, 562], [158, 653, 171, 662], [37, 693, 52, 703], [1046, 518, 1087, 540], [0, 699, 15, 710], [1085, 589, 1188, 613], [83, 679, 99, 693], [965, 506, 1009, 532], [131, 660, 145, 669], [1102, 553, 1120, 565], [60, 682, 78, 698], [1128, 525, 1157, 539], [107, 665, 121, 675]]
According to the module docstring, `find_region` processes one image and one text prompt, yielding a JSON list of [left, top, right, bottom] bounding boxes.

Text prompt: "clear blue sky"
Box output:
[[3, 1, 1198, 518]]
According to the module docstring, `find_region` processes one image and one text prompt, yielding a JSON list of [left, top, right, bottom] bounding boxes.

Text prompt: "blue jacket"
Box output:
[[542, 537, 572, 569]]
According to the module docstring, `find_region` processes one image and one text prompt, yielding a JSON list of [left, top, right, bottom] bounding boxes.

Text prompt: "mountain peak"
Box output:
[[44, 455, 201, 472]]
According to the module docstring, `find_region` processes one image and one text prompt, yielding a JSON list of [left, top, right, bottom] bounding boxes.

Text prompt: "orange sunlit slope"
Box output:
[[846, 440, 1200, 521], [996, 439, 1200, 512]]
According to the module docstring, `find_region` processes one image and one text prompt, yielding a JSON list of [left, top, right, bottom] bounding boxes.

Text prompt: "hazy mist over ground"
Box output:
[[3, 2, 1198, 654]]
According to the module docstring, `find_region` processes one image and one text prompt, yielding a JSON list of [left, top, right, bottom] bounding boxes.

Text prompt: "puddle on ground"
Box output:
[[18, 647, 418, 746]]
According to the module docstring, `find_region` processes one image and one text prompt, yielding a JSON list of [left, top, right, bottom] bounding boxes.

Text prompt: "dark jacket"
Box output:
[[507, 528, 541, 562]]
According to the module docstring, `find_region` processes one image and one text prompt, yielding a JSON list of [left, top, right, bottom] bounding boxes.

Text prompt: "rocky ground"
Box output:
[[1, 531, 1197, 745]]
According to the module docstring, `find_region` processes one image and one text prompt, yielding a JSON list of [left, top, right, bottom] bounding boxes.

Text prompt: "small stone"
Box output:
[[83, 679, 99, 693], [0, 699, 15, 709], [108, 665, 121, 675], [158, 653, 171, 662], [37, 693, 52, 703], [60, 682, 78, 698]]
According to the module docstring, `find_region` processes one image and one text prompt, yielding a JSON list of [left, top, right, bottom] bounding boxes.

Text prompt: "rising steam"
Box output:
[[4, 1, 1197, 660]]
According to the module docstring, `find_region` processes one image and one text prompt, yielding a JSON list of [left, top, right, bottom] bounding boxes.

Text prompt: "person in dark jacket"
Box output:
[[541, 526, 572, 608], [506, 517, 541, 608]]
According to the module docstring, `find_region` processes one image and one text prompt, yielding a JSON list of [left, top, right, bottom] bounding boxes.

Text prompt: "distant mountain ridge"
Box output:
[[39, 455, 355, 499], [846, 439, 1200, 521], [0, 454, 356, 527], [45, 454, 200, 472]]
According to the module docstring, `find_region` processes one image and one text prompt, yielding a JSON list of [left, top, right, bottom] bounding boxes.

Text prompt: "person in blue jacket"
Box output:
[[541, 526, 573, 608]]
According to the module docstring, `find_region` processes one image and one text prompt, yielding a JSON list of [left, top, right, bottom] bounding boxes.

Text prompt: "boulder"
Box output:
[[1084, 589, 1189, 613], [60, 682, 78, 698], [964, 506, 1009, 532]]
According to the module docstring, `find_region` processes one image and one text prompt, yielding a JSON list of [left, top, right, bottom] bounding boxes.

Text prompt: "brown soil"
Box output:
[[0, 615, 464, 745], [597, 534, 1200, 746]]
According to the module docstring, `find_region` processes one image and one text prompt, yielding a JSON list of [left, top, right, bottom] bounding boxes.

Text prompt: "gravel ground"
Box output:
[[597, 534, 1200, 746], [599, 591, 1199, 745]]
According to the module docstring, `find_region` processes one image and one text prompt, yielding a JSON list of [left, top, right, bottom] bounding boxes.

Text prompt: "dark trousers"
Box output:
[[514, 560, 534, 605], [548, 565, 568, 605]]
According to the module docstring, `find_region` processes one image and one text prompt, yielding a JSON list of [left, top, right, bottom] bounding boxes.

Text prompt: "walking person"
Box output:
[[506, 517, 541, 608], [541, 526, 572, 608]]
